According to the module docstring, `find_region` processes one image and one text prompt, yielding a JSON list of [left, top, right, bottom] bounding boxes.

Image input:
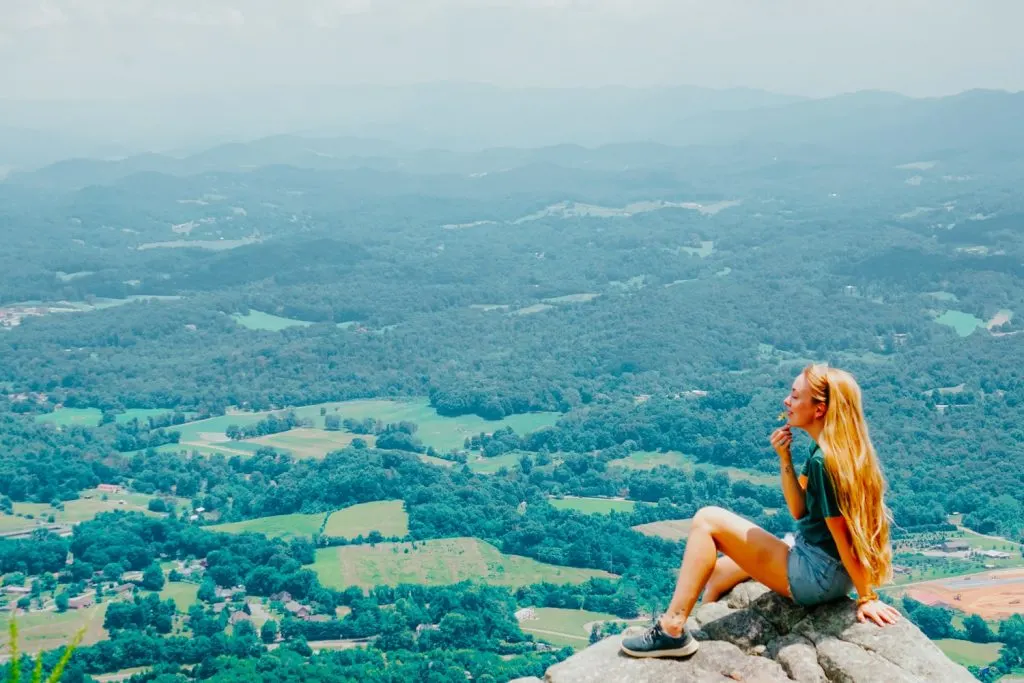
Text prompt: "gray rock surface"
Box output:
[[542, 582, 976, 683]]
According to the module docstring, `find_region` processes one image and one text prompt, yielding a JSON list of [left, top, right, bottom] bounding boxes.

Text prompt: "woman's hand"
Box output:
[[770, 425, 793, 460], [857, 599, 901, 627]]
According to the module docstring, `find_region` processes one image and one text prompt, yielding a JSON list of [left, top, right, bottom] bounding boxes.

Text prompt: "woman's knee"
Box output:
[[693, 505, 729, 530]]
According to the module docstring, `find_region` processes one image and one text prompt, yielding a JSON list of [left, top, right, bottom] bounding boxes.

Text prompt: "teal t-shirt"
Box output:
[[797, 443, 843, 560]]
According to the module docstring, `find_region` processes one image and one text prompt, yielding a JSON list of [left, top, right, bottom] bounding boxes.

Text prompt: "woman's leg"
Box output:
[[660, 506, 792, 636], [703, 556, 751, 604]]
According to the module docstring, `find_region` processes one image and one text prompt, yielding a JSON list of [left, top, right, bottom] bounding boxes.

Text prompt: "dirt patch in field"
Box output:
[[901, 569, 1024, 619]]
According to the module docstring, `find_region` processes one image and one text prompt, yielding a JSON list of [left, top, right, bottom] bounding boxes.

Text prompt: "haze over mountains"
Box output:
[[3, 83, 1023, 176]]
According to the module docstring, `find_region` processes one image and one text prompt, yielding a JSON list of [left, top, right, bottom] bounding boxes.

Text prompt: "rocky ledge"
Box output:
[[529, 582, 976, 682]]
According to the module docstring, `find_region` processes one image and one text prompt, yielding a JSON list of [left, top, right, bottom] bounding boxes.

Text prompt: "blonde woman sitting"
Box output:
[[622, 364, 901, 658]]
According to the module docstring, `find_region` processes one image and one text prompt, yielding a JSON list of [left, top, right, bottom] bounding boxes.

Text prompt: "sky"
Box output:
[[2, 0, 1023, 100]]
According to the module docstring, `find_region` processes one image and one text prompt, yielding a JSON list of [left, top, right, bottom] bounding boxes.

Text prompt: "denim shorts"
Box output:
[[784, 533, 854, 606]]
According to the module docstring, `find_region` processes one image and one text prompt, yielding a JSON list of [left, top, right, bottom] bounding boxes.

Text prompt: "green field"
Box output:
[[313, 537, 616, 590], [159, 582, 201, 610], [0, 488, 184, 534], [680, 240, 715, 258], [36, 407, 103, 427], [934, 639, 1002, 668], [172, 412, 268, 444], [543, 293, 601, 304], [469, 452, 528, 474], [609, 450, 777, 486], [207, 512, 327, 539], [115, 408, 177, 424], [549, 497, 637, 515], [166, 398, 559, 455], [323, 501, 408, 539], [232, 310, 315, 331], [632, 518, 693, 541], [0, 603, 109, 654], [519, 607, 633, 650], [247, 428, 375, 459], [935, 310, 986, 337]]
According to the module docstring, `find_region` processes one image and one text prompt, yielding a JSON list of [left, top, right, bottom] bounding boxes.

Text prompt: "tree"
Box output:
[[148, 498, 168, 513], [963, 614, 996, 643], [285, 635, 313, 657], [103, 562, 125, 583], [261, 619, 279, 644], [324, 414, 342, 431], [197, 578, 218, 603], [55, 591, 70, 613], [142, 563, 166, 592]]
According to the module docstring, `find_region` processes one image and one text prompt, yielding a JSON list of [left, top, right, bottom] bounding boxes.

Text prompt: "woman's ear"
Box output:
[[815, 402, 827, 420]]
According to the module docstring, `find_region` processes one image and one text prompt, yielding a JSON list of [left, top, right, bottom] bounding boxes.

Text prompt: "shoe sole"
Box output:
[[620, 639, 700, 658]]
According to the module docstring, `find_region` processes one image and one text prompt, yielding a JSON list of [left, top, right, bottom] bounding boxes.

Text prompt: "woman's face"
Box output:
[[784, 372, 825, 429]]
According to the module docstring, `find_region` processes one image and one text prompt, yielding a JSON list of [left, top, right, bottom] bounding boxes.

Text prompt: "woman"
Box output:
[[622, 364, 901, 658]]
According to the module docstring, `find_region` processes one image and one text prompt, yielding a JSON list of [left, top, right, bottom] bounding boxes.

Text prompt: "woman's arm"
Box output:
[[771, 427, 808, 520], [825, 516, 901, 626]]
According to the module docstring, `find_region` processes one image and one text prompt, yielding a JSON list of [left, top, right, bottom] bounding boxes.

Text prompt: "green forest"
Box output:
[[1, 91, 1023, 682]]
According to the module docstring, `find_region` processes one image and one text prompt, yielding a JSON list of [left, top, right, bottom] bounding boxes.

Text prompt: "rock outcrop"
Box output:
[[542, 582, 976, 683]]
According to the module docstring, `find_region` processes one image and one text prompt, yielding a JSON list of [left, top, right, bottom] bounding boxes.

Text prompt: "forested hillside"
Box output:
[[1, 90, 1022, 681]]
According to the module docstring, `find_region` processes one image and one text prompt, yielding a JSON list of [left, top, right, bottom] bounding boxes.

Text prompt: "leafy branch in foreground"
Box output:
[[5, 619, 84, 683]]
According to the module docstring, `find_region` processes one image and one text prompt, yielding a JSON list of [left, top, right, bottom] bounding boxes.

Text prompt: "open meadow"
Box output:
[[516, 607, 634, 650], [159, 398, 559, 457], [632, 518, 693, 542], [323, 501, 408, 538], [0, 603, 109, 655], [312, 537, 616, 590], [548, 496, 637, 515]]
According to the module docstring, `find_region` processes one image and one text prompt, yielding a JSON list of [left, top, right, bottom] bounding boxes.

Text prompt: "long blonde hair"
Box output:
[[804, 364, 893, 586]]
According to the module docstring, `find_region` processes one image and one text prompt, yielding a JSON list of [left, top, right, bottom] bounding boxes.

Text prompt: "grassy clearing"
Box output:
[[549, 497, 636, 515], [115, 408, 177, 424], [93, 667, 153, 683], [609, 450, 693, 471], [307, 399, 558, 452], [154, 442, 258, 458], [172, 413, 266, 443], [207, 512, 327, 539], [232, 310, 315, 331], [159, 582, 201, 610], [247, 428, 376, 459], [632, 518, 693, 541], [543, 293, 601, 304], [0, 488, 184, 533], [519, 607, 632, 650], [35, 407, 103, 427], [680, 240, 715, 258], [513, 304, 555, 316], [934, 639, 1002, 667], [313, 537, 616, 590], [935, 310, 986, 337], [0, 603, 109, 655], [169, 399, 559, 455], [609, 451, 777, 487], [324, 501, 408, 539], [470, 452, 526, 474]]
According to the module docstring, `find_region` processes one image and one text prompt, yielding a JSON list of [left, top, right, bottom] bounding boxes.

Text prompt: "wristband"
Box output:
[[856, 592, 879, 606]]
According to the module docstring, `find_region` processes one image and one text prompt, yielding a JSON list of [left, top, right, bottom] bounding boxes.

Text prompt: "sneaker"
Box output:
[[620, 620, 700, 658]]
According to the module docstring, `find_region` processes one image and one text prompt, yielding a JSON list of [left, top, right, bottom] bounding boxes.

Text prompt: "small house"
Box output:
[[68, 594, 95, 610], [284, 601, 311, 619]]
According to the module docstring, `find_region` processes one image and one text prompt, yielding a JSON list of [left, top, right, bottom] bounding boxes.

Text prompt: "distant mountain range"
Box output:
[[2, 84, 1023, 186]]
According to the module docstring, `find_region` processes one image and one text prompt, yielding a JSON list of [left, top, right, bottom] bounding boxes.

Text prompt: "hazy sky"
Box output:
[[3, 0, 1023, 100]]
